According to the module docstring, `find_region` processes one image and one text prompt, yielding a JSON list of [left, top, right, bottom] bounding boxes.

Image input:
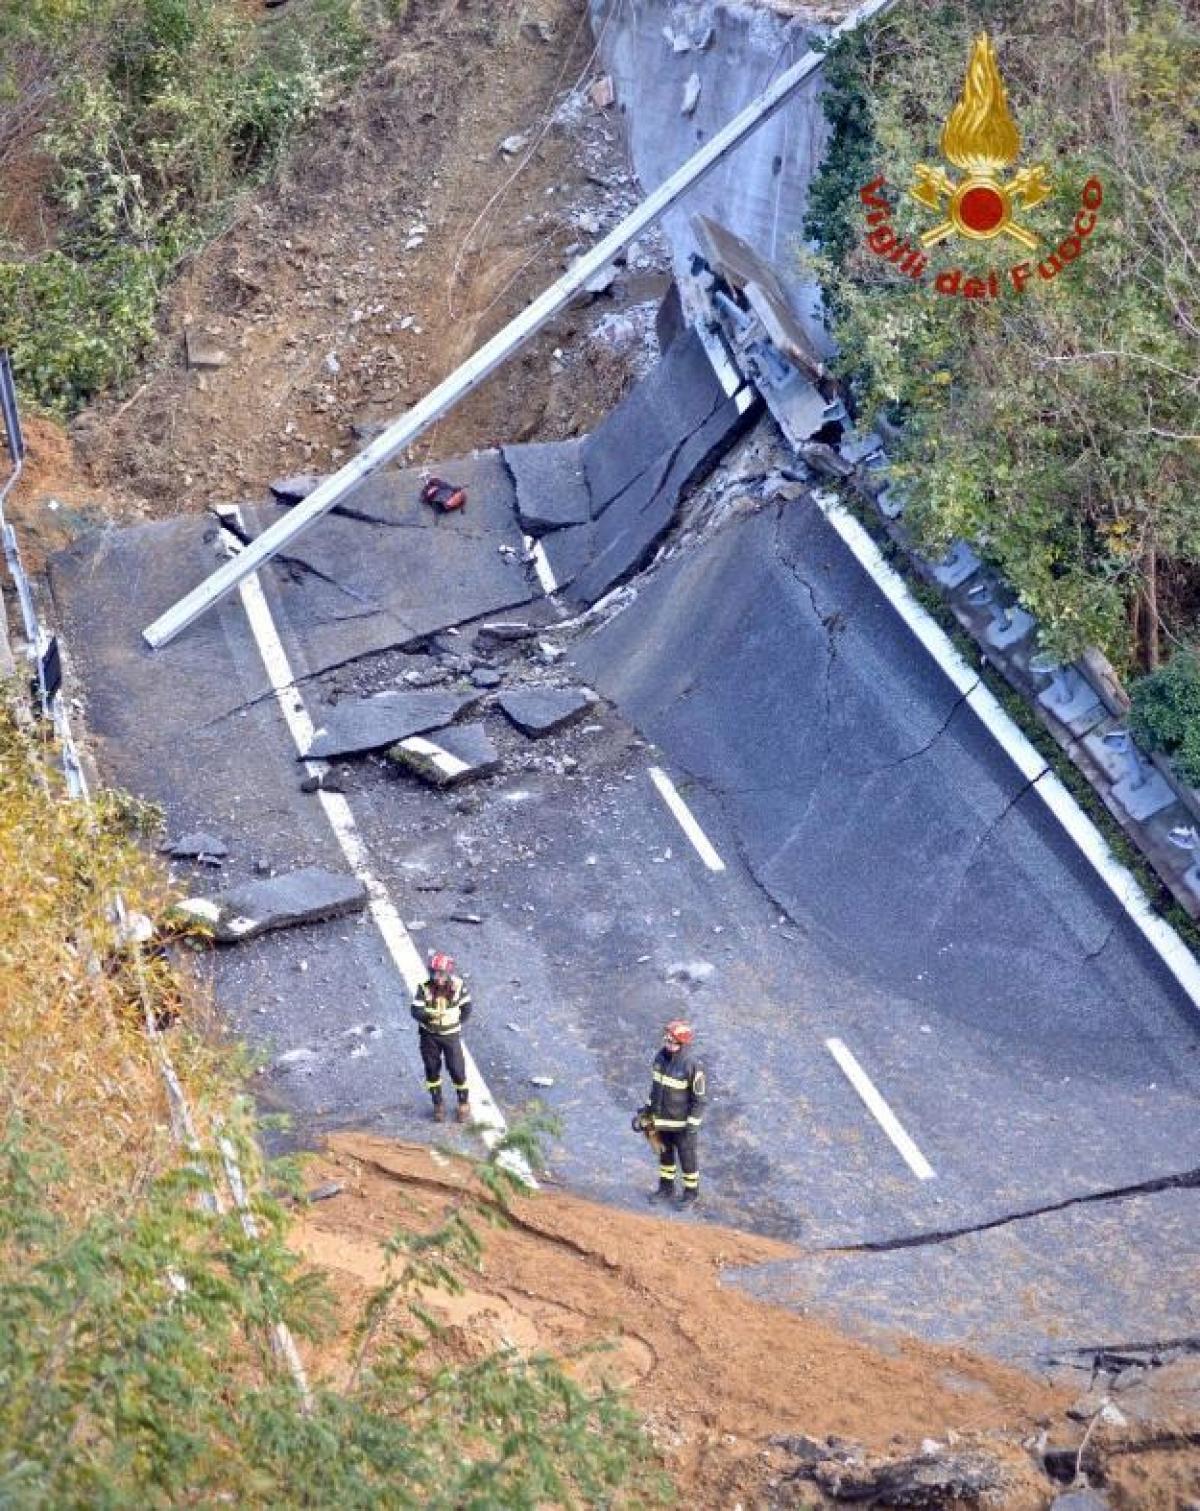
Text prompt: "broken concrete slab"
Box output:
[[387, 723, 500, 787], [582, 328, 727, 519], [304, 689, 478, 760], [502, 438, 591, 535], [163, 831, 228, 861], [497, 687, 594, 738], [269, 473, 323, 503], [470, 667, 503, 689], [568, 389, 751, 607], [539, 521, 595, 591], [184, 867, 368, 943]]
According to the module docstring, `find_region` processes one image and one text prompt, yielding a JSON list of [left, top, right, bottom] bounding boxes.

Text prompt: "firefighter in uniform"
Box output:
[[639, 1019, 706, 1206], [411, 951, 472, 1123]]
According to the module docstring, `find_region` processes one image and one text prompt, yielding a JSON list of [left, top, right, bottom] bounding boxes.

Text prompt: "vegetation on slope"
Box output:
[[805, 0, 1200, 711], [0, 0, 378, 414], [0, 705, 661, 1506]]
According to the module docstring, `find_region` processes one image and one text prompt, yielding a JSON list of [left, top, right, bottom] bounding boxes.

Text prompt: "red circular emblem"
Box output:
[[959, 184, 1007, 234]]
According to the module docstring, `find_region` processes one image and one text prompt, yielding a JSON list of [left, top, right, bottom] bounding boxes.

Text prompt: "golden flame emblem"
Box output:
[[910, 33, 1051, 250]]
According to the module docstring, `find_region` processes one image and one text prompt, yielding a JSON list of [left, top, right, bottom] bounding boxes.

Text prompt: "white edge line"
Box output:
[[648, 765, 726, 872], [813, 492, 1200, 1012], [216, 513, 525, 1176], [397, 735, 472, 778], [523, 533, 559, 596], [825, 1037, 936, 1181]]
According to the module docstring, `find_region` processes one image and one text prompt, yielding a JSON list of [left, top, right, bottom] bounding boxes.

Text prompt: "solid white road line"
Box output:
[[825, 1036, 936, 1182], [648, 766, 726, 872], [523, 534, 559, 596], [216, 511, 512, 1154], [814, 493, 1200, 1012], [395, 735, 471, 780]]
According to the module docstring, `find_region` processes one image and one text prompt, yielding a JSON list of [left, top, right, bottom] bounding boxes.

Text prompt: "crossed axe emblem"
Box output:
[[910, 163, 1053, 250]]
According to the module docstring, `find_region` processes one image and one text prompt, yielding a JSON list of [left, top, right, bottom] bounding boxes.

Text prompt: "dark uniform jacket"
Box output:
[[410, 975, 472, 1040], [647, 1045, 706, 1131]]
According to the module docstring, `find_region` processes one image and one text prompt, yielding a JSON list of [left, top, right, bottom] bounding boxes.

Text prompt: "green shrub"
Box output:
[[1130, 654, 1200, 786], [0, 0, 375, 414], [0, 1118, 665, 1508]]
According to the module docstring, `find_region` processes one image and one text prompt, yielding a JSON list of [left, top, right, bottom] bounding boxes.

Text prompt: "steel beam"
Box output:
[[143, 0, 898, 648]]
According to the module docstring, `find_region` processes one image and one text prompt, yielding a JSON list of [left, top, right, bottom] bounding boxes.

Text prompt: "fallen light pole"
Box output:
[[143, 0, 899, 649]]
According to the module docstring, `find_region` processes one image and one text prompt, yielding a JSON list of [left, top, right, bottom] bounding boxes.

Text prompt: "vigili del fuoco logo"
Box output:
[[857, 32, 1103, 299]]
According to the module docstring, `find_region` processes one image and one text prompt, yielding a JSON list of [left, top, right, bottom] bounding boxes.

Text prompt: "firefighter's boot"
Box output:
[[455, 1097, 471, 1125], [678, 1186, 700, 1208], [647, 1178, 675, 1204], [431, 1098, 446, 1123]]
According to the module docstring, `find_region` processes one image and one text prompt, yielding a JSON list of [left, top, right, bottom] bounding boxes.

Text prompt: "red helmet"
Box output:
[[429, 951, 456, 976], [664, 1019, 694, 1046]]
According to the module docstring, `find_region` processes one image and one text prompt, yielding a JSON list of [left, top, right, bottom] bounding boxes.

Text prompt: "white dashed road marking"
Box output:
[[216, 510, 513, 1156], [648, 766, 726, 872], [825, 1036, 936, 1182]]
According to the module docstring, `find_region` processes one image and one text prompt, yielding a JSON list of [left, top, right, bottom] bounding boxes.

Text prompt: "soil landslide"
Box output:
[[296, 1134, 1071, 1506], [73, 0, 667, 520]]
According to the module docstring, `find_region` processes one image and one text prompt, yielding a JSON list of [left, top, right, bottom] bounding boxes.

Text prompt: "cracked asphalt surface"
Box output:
[[49, 391, 1200, 1366]]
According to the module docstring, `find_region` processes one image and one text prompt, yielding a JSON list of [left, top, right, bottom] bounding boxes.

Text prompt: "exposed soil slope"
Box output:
[[298, 1135, 1071, 1507], [74, 0, 665, 518]]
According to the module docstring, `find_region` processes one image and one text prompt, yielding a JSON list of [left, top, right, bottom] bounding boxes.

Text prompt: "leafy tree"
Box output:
[[804, 0, 1200, 675], [1130, 653, 1200, 785]]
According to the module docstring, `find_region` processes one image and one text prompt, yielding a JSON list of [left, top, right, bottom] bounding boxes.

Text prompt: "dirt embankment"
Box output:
[[297, 1135, 1074, 1507], [68, 0, 666, 520]]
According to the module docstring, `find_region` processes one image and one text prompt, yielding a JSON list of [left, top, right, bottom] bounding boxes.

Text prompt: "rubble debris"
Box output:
[[304, 690, 478, 760], [269, 473, 323, 503], [588, 74, 614, 109], [798, 441, 856, 480], [476, 621, 539, 646], [681, 73, 701, 116], [470, 667, 503, 689], [305, 1180, 345, 1204], [799, 1447, 1009, 1505], [388, 723, 500, 787], [1049, 1492, 1110, 1509], [497, 687, 593, 738], [583, 264, 619, 298], [163, 831, 228, 862], [530, 1075, 555, 1088], [665, 960, 715, 988], [181, 867, 368, 944], [499, 131, 530, 157], [299, 772, 344, 794], [184, 329, 229, 370]]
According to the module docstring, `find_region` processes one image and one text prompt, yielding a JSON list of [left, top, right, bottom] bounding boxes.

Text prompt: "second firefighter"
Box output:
[[411, 951, 472, 1123], [640, 1019, 706, 1206]]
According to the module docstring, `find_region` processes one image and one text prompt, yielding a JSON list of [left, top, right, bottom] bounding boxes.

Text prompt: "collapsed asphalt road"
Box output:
[[50, 335, 1200, 1366]]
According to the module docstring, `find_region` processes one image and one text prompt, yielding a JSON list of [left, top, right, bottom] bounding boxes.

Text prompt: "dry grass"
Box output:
[[0, 698, 238, 1217]]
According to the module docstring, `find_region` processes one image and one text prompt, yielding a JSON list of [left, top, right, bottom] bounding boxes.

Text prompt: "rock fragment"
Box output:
[[497, 687, 593, 738], [190, 867, 369, 943], [163, 831, 228, 862], [388, 723, 500, 787], [304, 690, 478, 760]]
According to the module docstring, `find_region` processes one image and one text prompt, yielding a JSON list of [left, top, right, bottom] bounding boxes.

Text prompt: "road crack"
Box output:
[[823, 1164, 1200, 1255]]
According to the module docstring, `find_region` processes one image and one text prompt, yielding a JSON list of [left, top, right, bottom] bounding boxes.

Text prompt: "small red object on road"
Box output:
[[421, 477, 468, 513]]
